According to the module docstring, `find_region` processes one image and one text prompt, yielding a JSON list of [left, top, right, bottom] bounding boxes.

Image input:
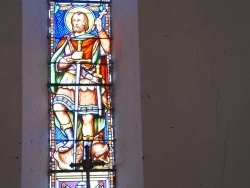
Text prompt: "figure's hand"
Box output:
[[57, 57, 70, 70], [71, 51, 83, 60], [95, 18, 102, 32], [59, 57, 69, 63]]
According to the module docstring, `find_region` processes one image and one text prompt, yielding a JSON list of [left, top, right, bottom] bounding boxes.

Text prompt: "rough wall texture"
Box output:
[[22, 0, 48, 187], [139, 0, 250, 187], [113, 0, 144, 187], [0, 0, 22, 187]]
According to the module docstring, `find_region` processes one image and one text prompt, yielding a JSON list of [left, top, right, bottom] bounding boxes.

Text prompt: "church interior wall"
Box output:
[[138, 0, 250, 187], [112, 0, 144, 187], [0, 0, 22, 187], [22, 0, 48, 187], [1, 0, 250, 187]]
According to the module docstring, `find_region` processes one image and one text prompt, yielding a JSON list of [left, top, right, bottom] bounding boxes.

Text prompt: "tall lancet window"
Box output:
[[48, 1, 115, 187]]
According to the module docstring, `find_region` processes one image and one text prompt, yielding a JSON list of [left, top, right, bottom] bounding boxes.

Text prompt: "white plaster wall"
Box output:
[[139, 0, 250, 187], [22, 0, 48, 187], [112, 0, 144, 187], [0, 1, 22, 187]]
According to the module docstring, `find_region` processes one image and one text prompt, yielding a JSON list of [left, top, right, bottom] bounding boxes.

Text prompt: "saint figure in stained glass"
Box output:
[[51, 6, 111, 170]]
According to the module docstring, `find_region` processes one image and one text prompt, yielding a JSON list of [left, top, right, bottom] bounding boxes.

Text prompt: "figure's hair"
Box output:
[[71, 11, 89, 31]]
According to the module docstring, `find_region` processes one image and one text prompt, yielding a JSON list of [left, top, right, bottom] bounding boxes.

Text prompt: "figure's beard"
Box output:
[[73, 25, 85, 33]]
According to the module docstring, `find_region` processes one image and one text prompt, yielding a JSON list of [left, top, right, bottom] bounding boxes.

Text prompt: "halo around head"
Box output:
[[65, 7, 95, 33]]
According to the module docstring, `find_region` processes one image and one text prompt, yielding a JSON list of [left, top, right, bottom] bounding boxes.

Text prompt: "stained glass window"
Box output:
[[48, 1, 115, 187]]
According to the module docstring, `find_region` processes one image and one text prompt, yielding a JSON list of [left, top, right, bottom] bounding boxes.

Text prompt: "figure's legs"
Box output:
[[82, 114, 94, 159], [78, 89, 96, 158], [54, 103, 70, 124], [82, 114, 94, 137], [54, 88, 74, 152]]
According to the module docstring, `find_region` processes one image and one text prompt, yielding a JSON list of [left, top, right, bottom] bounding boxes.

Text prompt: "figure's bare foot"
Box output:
[[58, 141, 74, 153]]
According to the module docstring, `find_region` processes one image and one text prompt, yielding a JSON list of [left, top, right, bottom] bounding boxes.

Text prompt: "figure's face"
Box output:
[[72, 14, 85, 33]]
